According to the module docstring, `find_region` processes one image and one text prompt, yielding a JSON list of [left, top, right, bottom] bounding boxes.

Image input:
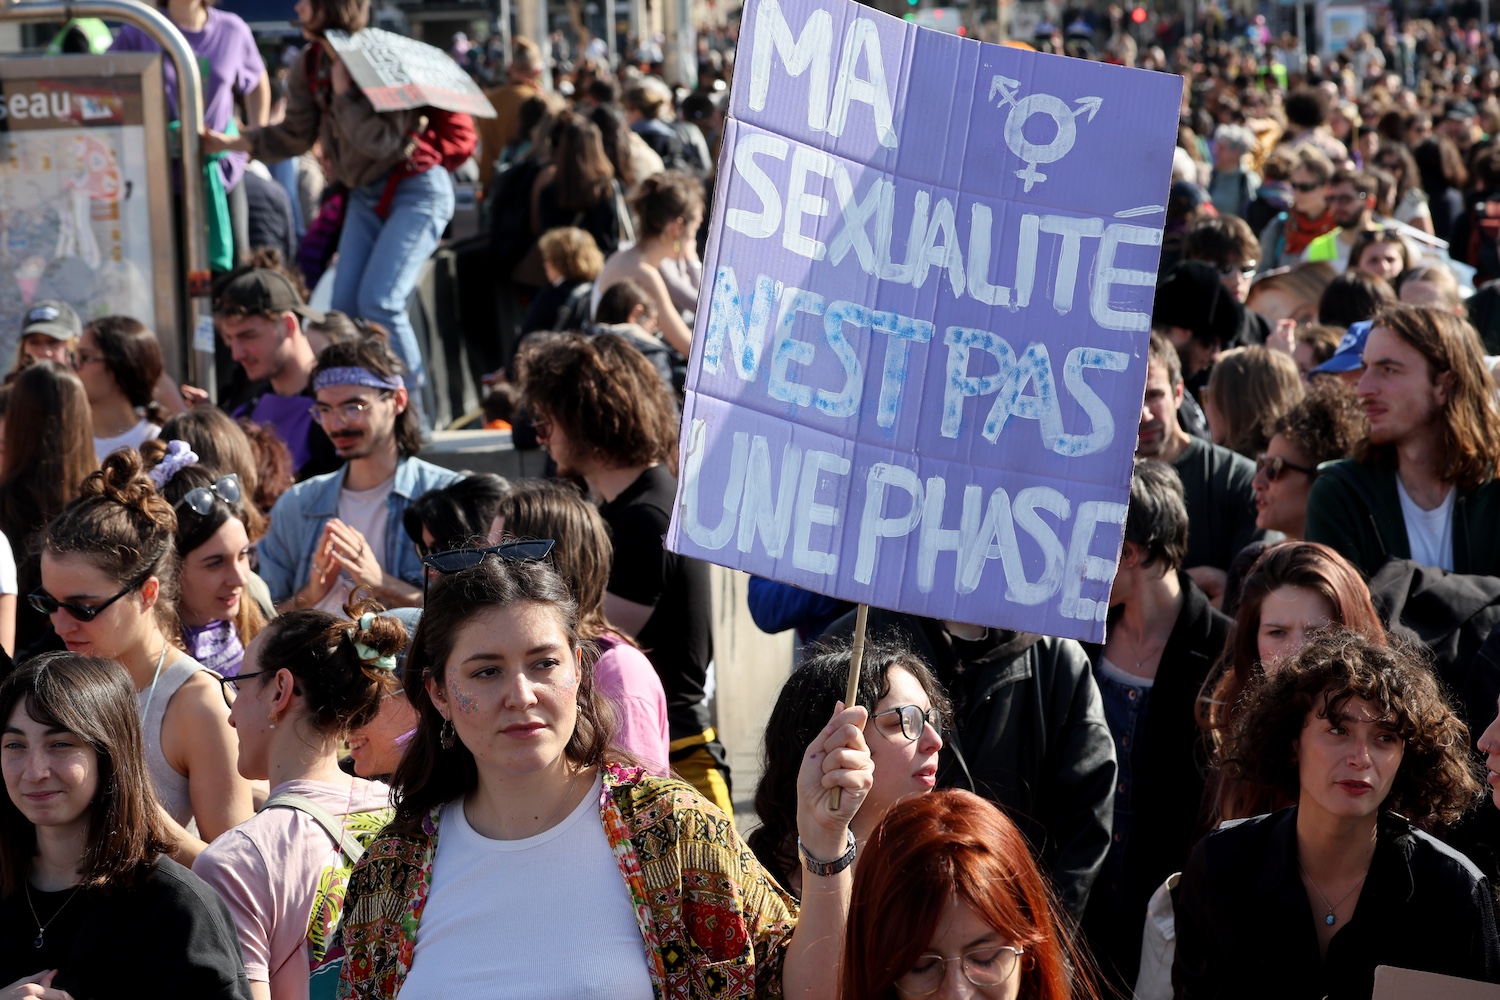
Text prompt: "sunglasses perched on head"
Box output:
[[174, 473, 242, 515], [1255, 454, 1319, 482], [420, 539, 556, 600]]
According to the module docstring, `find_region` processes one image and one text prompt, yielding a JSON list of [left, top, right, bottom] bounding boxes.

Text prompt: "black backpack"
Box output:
[[487, 158, 541, 277]]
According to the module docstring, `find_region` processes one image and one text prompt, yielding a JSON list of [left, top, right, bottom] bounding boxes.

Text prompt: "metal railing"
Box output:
[[0, 0, 212, 393]]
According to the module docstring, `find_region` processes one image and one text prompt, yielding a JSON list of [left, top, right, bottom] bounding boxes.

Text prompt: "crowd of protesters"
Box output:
[[17, 1, 1500, 998]]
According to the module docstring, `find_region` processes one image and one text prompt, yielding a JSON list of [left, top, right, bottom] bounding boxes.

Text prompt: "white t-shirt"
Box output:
[[1397, 477, 1456, 572], [315, 475, 394, 614], [94, 417, 161, 462], [397, 777, 654, 1000], [0, 530, 16, 595]]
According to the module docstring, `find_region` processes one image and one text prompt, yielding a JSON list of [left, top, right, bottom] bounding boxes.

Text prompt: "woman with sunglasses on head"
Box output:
[[841, 789, 1103, 1000], [486, 479, 670, 775], [1176, 630, 1496, 1000], [0, 653, 252, 999], [143, 440, 269, 679], [338, 554, 873, 999], [1252, 382, 1368, 540], [1198, 541, 1386, 825], [35, 449, 254, 863], [193, 600, 399, 1000], [749, 641, 947, 898]]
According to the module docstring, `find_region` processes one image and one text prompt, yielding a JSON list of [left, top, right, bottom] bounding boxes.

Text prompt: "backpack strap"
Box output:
[[264, 792, 369, 865]]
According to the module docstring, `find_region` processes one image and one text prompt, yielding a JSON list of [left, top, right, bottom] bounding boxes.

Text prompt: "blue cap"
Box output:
[[1311, 320, 1373, 375]]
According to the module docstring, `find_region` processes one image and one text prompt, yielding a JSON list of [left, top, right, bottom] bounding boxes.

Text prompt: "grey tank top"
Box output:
[[137, 653, 208, 829]]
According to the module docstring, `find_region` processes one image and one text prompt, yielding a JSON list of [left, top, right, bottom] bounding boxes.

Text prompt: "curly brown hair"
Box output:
[[1268, 379, 1369, 466], [1221, 629, 1483, 827], [516, 332, 678, 469]]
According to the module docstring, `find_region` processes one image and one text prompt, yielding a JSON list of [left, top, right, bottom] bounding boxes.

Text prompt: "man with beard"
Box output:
[[1137, 333, 1270, 601], [213, 265, 341, 479], [258, 335, 460, 612], [516, 332, 731, 819], [1306, 304, 1500, 576], [1303, 168, 1407, 274]]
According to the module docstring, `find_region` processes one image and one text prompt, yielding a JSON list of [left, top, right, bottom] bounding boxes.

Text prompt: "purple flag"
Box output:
[[667, 0, 1183, 642]]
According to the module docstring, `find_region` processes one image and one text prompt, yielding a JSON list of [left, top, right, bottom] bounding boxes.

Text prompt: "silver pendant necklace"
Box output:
[[1297, 857, 1368, 926]]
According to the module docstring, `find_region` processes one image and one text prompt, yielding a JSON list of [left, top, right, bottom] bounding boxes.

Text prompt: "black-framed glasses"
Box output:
[[173, 473, 242, 515], [310, 392, 392, 425], [895, 946, 1026, 995], [28, 568, 152, 622], [1255, 453, 1319, 482], [872, 705, 944, 742], [215, 669, 272, 709], [420, 539, 556, 600]]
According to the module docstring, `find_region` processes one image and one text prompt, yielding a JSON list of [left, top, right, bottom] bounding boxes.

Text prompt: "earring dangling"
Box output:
[[439, 719, 456, 750], [267, 713, 279, 730], [673, 239, 681, 255]]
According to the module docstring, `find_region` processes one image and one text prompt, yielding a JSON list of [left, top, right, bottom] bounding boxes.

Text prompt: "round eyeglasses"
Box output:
[[895, 945, 1025, 995], [871, 705, 943, 742]]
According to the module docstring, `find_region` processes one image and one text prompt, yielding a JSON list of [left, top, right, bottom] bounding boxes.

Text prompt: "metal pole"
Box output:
[[1296, 0, 1305, 69], [0, 0, 211, 392], [605, 0, 617, 67]]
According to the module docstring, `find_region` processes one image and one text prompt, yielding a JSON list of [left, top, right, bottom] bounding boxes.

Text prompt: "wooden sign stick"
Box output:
[[829, 603, 869, 811]]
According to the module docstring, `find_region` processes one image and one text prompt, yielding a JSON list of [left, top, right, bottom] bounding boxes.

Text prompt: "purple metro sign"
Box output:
[[666, 0, 1183, 642]]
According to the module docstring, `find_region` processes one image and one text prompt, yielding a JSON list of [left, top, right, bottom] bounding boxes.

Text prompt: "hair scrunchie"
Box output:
[[348, 611, 397, 671], [149, 440, 199, 489]]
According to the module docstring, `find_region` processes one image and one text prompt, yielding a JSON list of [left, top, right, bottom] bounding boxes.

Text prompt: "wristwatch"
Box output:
[[798, 829, 857, 877]]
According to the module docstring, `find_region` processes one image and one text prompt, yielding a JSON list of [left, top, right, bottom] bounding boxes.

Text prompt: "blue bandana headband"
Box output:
[[313, 367, 404, 393], [348, 611, 398, 671]]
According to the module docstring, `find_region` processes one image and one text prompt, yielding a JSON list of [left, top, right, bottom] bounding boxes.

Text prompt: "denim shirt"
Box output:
[[257, 456, 461, 603]]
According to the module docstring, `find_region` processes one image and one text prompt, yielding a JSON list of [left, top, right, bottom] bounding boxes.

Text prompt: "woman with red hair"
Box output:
[[842, 789, 1102, 1000]]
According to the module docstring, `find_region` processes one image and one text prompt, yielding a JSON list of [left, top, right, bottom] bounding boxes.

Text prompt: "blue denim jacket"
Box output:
[[257, 457, 462, 604]]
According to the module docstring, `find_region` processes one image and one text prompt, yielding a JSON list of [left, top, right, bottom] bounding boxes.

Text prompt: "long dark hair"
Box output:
[[0, 361, 96, 548], [0, 653, 175, 897], [85, 316, 165, 422], [390, 557, 619, 834], [402, 474, 511, 554], [550, 112, 615, 212], [747, 642, 950, 888]]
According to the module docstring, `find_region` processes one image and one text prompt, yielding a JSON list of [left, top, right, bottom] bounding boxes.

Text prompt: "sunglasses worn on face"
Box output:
[[29, 567, 153, 622], [1291, 181, 1323, 193], [420, 539, 556, 600], [1256, 454, 1319, 482], [173, 473, 242, 515]]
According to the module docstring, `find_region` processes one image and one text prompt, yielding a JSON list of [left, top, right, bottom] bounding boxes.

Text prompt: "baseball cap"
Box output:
[[215, 268, 325, 322], [1446, 99, 1479, 122], [21, 300, 82, 341], [1312, 320, 1373, 375]]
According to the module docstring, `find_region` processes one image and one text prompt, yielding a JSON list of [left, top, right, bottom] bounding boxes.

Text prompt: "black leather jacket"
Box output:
[[823, 610, 1116, 918]]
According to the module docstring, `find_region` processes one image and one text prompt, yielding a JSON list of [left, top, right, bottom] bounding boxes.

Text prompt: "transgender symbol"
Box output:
[[988, 75, 1103, 192]]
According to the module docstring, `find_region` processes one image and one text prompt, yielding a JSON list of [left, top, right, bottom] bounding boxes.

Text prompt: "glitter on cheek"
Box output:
[[450, 679, 480, 715]]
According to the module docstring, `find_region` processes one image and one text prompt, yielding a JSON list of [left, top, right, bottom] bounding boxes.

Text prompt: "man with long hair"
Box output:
[[1306, 303, 1500, 575], [517, 331, 731, 819], [258, 333, 460, 612]]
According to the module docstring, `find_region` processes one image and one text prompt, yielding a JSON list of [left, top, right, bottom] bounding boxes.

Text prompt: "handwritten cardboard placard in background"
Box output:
[[667, 0, 1182, 642]]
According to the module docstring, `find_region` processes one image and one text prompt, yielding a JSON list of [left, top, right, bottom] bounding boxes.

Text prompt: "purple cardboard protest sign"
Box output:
[[666, 0, 1183, 643]]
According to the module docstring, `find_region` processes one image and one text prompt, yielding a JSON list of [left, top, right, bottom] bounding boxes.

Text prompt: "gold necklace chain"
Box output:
[[24, 876, 85, 950]]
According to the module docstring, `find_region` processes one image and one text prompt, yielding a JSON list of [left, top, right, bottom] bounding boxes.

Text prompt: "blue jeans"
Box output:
[[332, 166, 454, 392]]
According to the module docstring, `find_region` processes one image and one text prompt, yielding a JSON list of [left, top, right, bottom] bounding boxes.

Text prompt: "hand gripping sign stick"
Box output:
[[829, 603, 870, 811]]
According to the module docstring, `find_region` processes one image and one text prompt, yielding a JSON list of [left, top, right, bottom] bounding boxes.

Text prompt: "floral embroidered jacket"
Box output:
[[336, 764, 799, 999]]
